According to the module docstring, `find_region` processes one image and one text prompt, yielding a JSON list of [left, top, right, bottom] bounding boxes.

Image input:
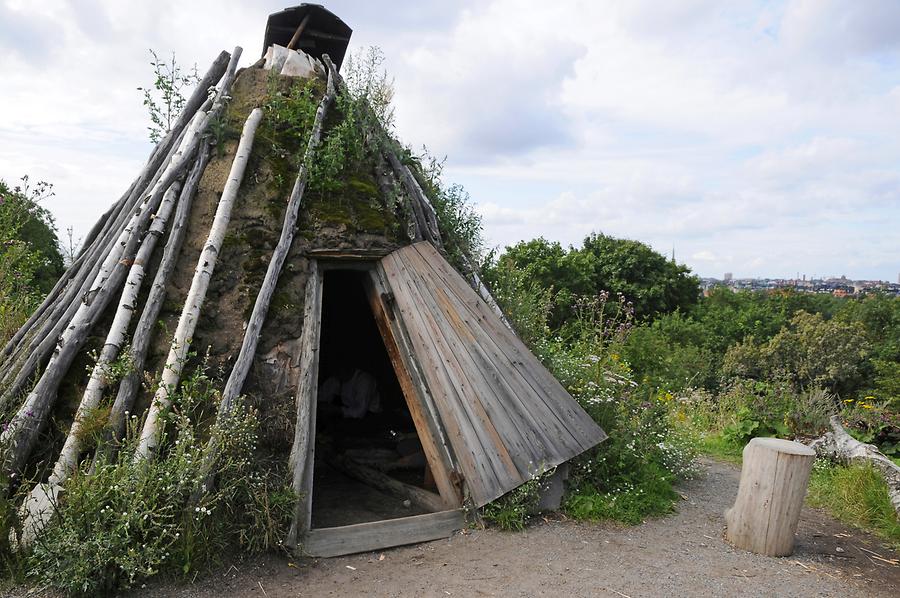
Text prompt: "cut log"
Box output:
[[99, 147, 210, 458], [133, 107, 263, 462], [809, 415, 900, 519], [725, 437, 816, 556], [209, 47, 243, 120]]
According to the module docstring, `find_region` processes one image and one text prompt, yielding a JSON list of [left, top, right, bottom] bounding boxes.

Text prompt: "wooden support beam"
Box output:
[[364, 271, 461, 508], [285, 262, 323, 548], [286, 14, 311, 50], [327, 454, 446, 513], [303, 509, 464, 557]]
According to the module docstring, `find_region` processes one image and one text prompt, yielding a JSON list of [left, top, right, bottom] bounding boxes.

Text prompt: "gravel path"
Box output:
[[133, 459, 900, 597]]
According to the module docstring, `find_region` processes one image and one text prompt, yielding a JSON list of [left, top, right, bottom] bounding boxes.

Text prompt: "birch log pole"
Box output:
[[17, 182, 183, 545], [99, 148, 210, 458], [195, 66, 335, 497], [0, 49, 229, 391], [209, 47, 243, 119], [0, 121, 194, 410], [809, 415, 900, 519], [0, 113, 208, 475], [133, 107, 263, 463], [724, 437, 816, 556]]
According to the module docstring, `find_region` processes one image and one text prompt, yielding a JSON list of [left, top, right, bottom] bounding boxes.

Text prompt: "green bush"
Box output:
[[23, 364, 293, 596], [0, 177, 64, 345]]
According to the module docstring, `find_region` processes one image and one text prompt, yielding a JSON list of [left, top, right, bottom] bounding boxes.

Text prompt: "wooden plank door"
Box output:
[[380, 243, 607, 507]]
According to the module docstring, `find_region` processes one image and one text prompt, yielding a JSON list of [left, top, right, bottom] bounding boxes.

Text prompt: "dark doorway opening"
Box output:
[[311, 269, 434, 528]]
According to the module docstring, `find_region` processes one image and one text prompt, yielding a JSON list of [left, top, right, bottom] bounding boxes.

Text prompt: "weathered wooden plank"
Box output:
[[307, 247, 394, 259], [285, 262, 323, 548], [303, 509, 465, 557], [372, 265, 463, 494], [413, 243, 604, 448], [363, 273, 460, 507], [327, 454, 446, 513], [382, 252, 503, 504], [404, 246, 586, 457], [379, 243, 607, 507], [383, 251, 521, 502], [396, 250, 546, 474]]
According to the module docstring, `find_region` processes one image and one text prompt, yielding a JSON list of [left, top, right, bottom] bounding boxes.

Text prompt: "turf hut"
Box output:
[[0, 5, 606, 557]]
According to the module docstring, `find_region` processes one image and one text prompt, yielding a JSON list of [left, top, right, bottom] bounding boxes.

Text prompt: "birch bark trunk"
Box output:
[[99, 147, 210, 459], [133, 107, 263, 462]]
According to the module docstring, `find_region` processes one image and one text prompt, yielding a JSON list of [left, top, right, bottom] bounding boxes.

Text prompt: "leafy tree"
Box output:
[[0, 176, 64, 344], [0, 177, 63, 293], [580, 233, 700, 320], [491, 234, 700, 326], [723, 311, 868, 395]]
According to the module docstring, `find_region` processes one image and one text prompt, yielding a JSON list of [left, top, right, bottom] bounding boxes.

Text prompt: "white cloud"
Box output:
[[1, 0, 898, 281]]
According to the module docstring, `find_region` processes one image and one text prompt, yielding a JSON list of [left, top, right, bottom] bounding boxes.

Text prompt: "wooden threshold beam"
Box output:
[[303, 509, 465, 557]]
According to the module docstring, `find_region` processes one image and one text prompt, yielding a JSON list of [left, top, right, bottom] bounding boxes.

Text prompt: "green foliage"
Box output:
[[622, 313, 715, 393], [138, 50, 200, 143], [481, 259, 552, 349], [842, 397, 900, 457], [564, 462, 679, 524], [581, 233, 701, 320], [807, 460, 900, 548], [492, 234, 700, 326], [723, 311, 868, 394], [309, 47, 393, 194], [481, 471, 547, 531], [24, 363, 294, 596], [0, 177, 64, 345]]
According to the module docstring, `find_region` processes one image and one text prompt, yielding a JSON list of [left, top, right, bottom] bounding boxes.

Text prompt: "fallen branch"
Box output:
[[809, 415, 900, 519]]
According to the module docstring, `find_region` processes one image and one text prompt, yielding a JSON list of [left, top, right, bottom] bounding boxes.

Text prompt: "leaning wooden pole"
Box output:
[[0, 120, 194, 410], [133, 107, 263, 463], [195, 64, 336, 497], [98, 147, 210, 458], [18, 182, 184, 545], [0, 113, 208, 476], [285, 261, 322, 549], [0, 49, 230, 392]]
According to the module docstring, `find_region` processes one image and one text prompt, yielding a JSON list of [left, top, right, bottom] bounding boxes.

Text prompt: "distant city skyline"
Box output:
[[1, 1, 899, 281]]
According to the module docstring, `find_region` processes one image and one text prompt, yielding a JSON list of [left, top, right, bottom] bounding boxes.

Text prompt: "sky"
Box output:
[[2, 0, 899, 281]]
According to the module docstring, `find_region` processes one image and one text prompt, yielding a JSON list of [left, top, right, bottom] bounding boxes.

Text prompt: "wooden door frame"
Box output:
[[293, 259, 463, 556]]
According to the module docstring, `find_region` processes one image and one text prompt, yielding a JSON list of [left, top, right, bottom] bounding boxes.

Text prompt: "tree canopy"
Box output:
[[491, 233, 700, 325]]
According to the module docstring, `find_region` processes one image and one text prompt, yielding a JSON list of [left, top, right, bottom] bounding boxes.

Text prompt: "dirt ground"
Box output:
[[128, 459, 900, 598]]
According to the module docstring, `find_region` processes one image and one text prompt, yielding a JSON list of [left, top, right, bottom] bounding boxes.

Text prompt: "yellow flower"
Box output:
[[843, 399, 854, 403], [864, 396, 875, 401], [861, 404, 873, 410]]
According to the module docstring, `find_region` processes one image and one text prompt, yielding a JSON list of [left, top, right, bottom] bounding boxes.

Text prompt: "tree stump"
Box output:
[[724, 437, 816, 556]]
